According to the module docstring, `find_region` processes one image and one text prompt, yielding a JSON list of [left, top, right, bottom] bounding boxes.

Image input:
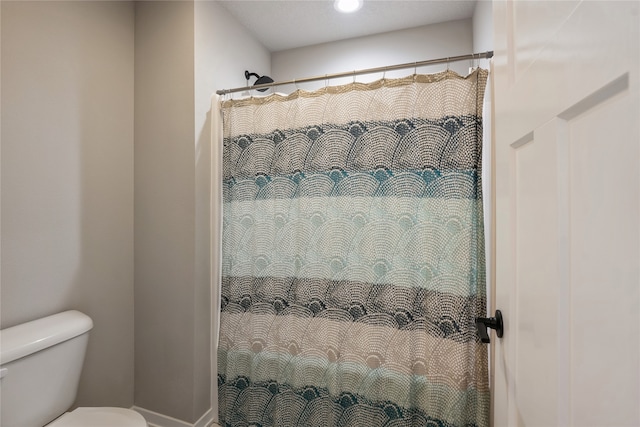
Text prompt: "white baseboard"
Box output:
[[132, 406, 217, 427]]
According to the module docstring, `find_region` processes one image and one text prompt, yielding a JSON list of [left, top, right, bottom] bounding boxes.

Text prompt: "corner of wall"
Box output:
[[134, 0, 201, 422], [472, 0, 494, 54]]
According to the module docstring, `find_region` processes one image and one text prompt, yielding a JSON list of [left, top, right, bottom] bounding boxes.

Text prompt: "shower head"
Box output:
[[245, 70, 274, 92]]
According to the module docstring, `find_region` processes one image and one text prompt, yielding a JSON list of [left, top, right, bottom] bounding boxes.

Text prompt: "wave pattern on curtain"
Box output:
[[218, 69, 489, 427]]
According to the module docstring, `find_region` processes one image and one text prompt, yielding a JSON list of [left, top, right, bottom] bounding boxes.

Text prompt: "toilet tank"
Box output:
[[0, 310, 93, 427]]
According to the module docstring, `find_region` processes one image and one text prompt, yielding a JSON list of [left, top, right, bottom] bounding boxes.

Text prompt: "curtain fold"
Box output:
[[212, 94, 224, 420], [218, 69, 489, 427]]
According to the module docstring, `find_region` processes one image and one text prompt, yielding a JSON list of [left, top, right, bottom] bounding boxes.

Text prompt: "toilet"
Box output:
[[0, 310, 147, 427]]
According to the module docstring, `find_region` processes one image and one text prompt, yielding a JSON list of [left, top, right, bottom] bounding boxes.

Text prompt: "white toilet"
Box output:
[[0, 310, 147, 427]]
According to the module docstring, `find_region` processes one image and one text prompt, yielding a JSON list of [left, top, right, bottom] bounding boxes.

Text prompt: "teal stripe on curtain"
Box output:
[[218, 69, 489, 427]]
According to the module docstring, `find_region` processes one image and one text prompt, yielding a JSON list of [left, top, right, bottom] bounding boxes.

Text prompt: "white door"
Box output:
[[492, 1, 639, 426]]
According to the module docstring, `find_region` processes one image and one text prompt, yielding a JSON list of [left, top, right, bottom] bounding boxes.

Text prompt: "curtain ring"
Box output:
[[447, 57, 450, 71], [353, 70, 356, 83]]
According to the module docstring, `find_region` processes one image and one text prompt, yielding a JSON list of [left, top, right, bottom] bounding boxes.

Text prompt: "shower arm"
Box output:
[[244, 71, 260, 81]]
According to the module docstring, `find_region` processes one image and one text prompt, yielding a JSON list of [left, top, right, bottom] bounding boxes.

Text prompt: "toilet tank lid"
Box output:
[[0, 310, 93, 365]]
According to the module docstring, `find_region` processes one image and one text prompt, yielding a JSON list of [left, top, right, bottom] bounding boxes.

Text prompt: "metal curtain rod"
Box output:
[[216, 50, 493, 95]]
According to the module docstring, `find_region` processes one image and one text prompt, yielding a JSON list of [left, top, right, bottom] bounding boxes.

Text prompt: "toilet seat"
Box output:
[[46, 407, 148, 427]]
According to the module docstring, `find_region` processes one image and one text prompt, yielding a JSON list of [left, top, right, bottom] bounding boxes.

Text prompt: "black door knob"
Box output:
[[475, 310, 504, 343]]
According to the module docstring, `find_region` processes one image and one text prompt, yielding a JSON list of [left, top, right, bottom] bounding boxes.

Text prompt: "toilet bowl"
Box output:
[[0, 311, 148, 427], [46, 407, 147, 427]]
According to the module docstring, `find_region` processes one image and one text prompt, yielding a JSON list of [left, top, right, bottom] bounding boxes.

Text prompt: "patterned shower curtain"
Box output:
[[218, 69, 489, 427]]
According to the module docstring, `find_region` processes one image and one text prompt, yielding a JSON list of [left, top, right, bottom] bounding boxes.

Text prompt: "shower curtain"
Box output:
[[217, 68, 489, 427]]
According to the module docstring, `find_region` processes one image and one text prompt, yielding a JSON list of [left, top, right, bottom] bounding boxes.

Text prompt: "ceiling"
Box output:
[[217, 0, 478, 52]]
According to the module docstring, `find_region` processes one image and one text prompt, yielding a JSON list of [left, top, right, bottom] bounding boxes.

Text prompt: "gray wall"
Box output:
[[1, 0, 135, 408], [473, 0, 493, 67], [133, 1, 202, 422]]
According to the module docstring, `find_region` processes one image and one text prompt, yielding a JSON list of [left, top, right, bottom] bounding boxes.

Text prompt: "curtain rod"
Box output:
[[216, 50, 493, 95]]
